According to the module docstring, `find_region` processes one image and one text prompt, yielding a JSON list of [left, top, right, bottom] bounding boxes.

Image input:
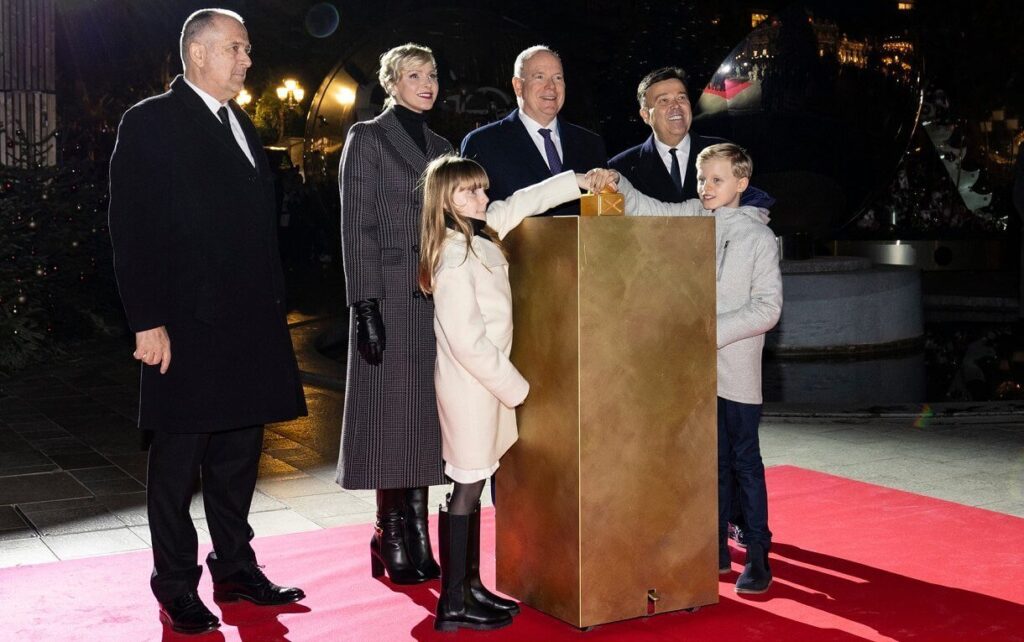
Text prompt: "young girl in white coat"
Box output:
[[418, 155, 615, 632]]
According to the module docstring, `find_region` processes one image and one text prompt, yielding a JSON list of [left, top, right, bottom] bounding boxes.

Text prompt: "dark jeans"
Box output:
[[717, 397, 771, 548], [147, 425, 263, 602]]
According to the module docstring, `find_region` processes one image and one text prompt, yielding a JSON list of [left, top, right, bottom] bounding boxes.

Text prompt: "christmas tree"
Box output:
[[0, 125, 117, 371]]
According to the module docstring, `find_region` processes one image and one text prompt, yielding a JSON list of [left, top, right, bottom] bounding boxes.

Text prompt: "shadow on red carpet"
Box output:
[[2, 465, 1022, 641]]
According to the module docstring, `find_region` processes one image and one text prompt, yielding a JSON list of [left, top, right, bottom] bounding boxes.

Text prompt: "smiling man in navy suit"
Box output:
[[609, 67, 727, 203], [460, 45, 607, 217]]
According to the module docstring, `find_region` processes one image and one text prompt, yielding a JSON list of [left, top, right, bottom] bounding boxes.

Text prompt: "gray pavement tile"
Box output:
[[282, 491, 375, 520], [106, 452, 148, 485], [255, 474, 340, 499], [24, 504, 124, 536], [79, 477, 146, 497], [312, 511, 378, 528], [0, 527, 38, 542], [70, 466, 130, 483], [96, 492, 149, 526], [15, 428, 70, 441], [42, 527, 148, 560], [27, 437, 90, 453], [0, 538, 57, 567], [249, 490, 287, 513], [18, 497, 98, 513], [247, 509, 321, 536], [0, 505, 30, 530], [4, 418, 61, 433], [0, 472, 92, 505], [48, 451, 113, 470], [0, 463, 59, 478], [974, 498, 1024, 518]]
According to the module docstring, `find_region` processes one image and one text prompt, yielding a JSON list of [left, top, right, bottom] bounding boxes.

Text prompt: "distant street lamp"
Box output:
[[236, 88, 252, 109], [275, 79, 305, 141]]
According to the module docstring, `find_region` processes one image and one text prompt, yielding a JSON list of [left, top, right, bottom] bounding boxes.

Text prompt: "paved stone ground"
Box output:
[[1, 316, 1022, 569]]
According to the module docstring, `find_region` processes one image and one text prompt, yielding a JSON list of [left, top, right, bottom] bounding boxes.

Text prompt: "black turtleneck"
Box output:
[[393, 104, 428, 154], [445, 216, 489, 240]]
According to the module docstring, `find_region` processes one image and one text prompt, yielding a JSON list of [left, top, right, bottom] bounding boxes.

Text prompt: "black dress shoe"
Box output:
[[159, 591, 220, 635], [213, 564, 305, 606]]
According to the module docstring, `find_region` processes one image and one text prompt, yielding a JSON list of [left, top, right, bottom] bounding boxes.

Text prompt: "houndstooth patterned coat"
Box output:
[[336, 108, 453, 490]]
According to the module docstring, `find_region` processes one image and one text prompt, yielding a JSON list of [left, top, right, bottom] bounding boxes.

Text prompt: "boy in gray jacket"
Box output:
[[607, 143, 782, 594]]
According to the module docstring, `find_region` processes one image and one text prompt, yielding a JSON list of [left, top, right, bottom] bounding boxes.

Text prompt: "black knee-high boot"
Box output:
[[435, 509, 511, 632], [370, 488, 427, 585], [404, 486, 440, 579], [467, 503, 519, 614]]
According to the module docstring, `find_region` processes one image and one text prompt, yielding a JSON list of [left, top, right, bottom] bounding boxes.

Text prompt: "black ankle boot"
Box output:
[[719, 531, 732, 575], [467, 504, 519, 614], [405, 486, 440, 579], [371, 488, 427, 585], [735, 542, 772, 594], [435, 509, 512, 632]]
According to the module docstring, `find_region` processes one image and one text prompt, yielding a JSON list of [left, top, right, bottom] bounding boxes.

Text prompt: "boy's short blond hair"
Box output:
[[696, 143, 753, 180]]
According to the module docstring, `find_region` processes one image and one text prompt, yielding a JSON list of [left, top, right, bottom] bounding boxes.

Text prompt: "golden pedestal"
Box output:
[[498, 216, 719, 628]]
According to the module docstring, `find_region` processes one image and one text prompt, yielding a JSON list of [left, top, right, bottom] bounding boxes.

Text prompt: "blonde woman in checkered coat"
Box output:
[[337, 43, 452, 585]]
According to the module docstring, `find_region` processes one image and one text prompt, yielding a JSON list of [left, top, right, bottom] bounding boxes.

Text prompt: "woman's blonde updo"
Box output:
[[378, 43, 436, 109]]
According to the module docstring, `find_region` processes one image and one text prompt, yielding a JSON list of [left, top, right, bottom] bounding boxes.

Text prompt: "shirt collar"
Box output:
[[519, 110, 559, 138], [653, 133, 690, 159], [183, 76, 229, 116]]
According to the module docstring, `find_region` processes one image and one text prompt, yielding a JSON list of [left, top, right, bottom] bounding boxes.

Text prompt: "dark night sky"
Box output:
[[53, 0, 1024, 157]]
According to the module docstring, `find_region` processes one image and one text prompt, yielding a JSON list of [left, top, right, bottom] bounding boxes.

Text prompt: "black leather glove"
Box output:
[[353, 299, 385, 366]]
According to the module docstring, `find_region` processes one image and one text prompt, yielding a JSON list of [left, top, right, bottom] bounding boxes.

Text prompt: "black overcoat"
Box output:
[[337, 108, 452, 489], [108, 76, 307, 433]]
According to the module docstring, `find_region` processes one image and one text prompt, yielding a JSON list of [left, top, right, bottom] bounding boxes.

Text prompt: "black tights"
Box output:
[[449, 480, 486, 516]]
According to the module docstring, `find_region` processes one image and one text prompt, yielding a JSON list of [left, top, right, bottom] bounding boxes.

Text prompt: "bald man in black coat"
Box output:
[[108, 8, 305, 635]]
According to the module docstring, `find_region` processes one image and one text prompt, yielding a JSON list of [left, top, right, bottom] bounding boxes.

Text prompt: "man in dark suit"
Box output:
[[461, 45, 607, 217], [610, 67, 729, 203], [108, 9, 306, 635]]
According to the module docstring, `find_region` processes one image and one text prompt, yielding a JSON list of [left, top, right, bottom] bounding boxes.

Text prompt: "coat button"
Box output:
[[412, 291, 423, 299], [412, 244, 420, 253]]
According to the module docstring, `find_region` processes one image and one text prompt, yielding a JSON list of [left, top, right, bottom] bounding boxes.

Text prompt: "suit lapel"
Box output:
[[231, 101, 266, 174], [681, 134, 701, 199], [377, 108, 430, 175], [172, 77, 256, 172], [558, 120, 586, 173], [640, 134, 680, 199], [508, 110, 556, 179]]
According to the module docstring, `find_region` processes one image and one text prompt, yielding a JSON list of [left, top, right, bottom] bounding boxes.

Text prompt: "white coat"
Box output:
[[619, 175, 783, 404], [433, 171, 581, 482]]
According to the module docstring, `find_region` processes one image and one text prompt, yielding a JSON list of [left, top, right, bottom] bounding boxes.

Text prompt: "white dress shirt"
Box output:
[[653, 133, 691, 186], [518, 110, 564, 170], [183, 77, 255, 167]]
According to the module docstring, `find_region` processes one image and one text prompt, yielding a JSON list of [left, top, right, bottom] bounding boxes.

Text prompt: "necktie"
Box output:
[[538, 128, 563, 175], [669, 147, 683, 195], [216, 106, 232, 135]]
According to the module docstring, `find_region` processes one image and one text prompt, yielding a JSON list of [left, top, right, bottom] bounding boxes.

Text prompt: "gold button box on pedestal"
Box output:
[[579, 191, 625, 216]]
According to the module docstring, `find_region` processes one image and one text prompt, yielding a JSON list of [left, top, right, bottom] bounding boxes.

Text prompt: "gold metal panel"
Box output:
[[578, 217, 718, 626], [499, 216, 718, 628], [500, 217, 582, 624]]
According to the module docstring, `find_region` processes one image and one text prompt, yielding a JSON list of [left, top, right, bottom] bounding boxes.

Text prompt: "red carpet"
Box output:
[[3, 465, 1023, 641]]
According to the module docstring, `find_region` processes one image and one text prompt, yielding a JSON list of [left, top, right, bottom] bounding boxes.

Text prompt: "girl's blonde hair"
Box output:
[[418, 155, 504, 294], [378, 43, 435, 110]]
